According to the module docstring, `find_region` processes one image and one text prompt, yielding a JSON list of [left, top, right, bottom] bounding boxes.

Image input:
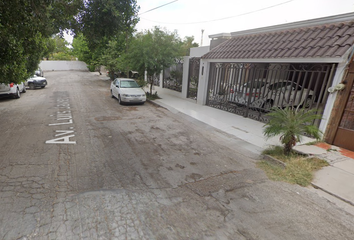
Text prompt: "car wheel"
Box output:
[[13, 88, 21, 99], [111, 90, 115, 98], [262, 100, 273, 111], [22, 86, 26, 93], [118, 95, 123, 105], [29, 83, 35, 90], [302, 97, 313, 108], [41, 86, 45, 88]]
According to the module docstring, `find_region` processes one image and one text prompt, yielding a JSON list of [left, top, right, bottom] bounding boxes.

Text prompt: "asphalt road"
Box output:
[[0, 71, 353, 240]]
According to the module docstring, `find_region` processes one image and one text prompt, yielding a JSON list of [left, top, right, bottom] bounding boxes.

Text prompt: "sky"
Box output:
[[136, 0, 354, 46], [64, 0, 354, 46]]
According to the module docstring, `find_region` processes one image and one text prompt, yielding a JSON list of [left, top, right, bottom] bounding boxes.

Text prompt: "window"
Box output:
[[120, 80, 140, 88]]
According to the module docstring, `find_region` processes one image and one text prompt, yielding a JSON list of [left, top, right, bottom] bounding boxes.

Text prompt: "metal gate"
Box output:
[[206, 62, 336, 126], [187, 57, 200, 99], [163, 62, 183, 92]]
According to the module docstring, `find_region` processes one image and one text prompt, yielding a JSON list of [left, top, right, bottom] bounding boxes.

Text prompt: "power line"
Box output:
[[141, 0, 294, 25], [139, 0, 179, 16]]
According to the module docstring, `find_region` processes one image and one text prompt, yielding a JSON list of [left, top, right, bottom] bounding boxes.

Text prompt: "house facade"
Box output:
[[193, 12, 354, 151]]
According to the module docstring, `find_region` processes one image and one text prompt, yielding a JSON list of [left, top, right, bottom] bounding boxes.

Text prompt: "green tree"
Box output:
[[0, 0, 82, 84], [127, 27, 182, 94], [100, 40, 127, 78], [180, 36, 199, 56], [53, 35, 70, 53], [76, 0, 139, 69], [42, 37, 56, 60], [41, 35, 73, 60], [72, 33, 91, 62], [263, 106, 322, 155]]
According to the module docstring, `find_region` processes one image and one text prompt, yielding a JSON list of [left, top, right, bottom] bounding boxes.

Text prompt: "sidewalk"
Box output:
[[150, 86, 354, 206]]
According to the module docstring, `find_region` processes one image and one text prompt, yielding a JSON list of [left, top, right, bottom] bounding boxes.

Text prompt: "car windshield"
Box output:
[[268, 82, 291, 90], [120, 80, 140, 88]]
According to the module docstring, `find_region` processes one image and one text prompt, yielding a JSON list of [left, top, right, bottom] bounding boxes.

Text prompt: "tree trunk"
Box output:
[[149, 76, 153, 95], [284, 142, 292, 155]]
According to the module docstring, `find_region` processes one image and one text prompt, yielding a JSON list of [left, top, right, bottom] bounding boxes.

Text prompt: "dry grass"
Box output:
[[258, 146, 329, 186]]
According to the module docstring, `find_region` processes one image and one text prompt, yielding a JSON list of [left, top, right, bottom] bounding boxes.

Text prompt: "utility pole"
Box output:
[[201, 29, 204, 46]]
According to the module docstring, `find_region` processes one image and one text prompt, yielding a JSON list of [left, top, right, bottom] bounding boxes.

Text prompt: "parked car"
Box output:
[[110, 78, 146, 105], [229, 79, 268, 105], [0, 82, 26, 99], [253, 80, 315, 110], [26, 75, 47, 89], [35, 68, 44, 77]]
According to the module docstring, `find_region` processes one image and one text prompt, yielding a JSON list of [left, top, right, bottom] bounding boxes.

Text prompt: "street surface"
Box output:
[[0, 71, 353, 239]]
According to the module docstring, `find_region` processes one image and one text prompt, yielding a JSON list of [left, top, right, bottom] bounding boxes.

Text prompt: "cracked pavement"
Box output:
[[0, 71, 353, 239]]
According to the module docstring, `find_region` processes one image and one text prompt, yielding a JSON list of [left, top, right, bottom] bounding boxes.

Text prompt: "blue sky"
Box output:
[[136, 0, 354, 46]]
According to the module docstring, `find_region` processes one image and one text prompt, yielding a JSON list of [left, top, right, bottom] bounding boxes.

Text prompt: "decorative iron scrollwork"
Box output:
[[206, 61, 334, 127]]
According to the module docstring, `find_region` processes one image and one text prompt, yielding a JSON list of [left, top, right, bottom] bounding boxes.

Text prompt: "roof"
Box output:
[[202, 14, 354, 61]]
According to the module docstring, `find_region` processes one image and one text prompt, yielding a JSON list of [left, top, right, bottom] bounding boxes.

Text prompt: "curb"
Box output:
[[262, 154, 286, 168], [311, 182, 354, 207], [146, 99, 166, 109]]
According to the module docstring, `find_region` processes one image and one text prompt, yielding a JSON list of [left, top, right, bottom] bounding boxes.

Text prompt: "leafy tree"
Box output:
[[0, 0, 139, 84], [52, 35, 70, 53], [180, 36, 199, 56], [263, 106, 322, 155], [75, 0, 139, 69], [72, 33, 92, 62], [100, 40, 127, 78], [0, 0, 82, 84], [41, 35, 74, 60], [42, 37, 57, 60], [127, 27, 182, 94], [51, 52, 74, 61]]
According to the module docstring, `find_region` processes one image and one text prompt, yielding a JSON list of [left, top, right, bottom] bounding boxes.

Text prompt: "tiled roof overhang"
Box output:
[[202, 14, 354, 63]]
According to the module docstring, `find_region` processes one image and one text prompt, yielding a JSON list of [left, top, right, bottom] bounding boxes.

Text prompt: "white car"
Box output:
[[253, 80, 315, 110], [229, 79, 268, 105], [110, 78, 146, 105], [0, 82, 26, 99]]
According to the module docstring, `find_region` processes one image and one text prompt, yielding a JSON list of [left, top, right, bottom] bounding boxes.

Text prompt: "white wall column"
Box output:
[[159, 70, 163, 88], [197, 59, 210, 105], [182, 56, 190, 98]]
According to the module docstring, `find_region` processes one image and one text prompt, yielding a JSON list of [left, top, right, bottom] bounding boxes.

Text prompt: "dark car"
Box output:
[[26, 75, 47, 89]]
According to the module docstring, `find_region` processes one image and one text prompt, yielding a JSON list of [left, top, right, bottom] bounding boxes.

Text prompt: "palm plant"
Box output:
[[263, 106, 322, 155]]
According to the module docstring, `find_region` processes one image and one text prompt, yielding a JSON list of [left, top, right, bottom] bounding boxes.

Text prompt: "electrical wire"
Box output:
[[140, 0, 294, 25], [139, 0, 179, 15]]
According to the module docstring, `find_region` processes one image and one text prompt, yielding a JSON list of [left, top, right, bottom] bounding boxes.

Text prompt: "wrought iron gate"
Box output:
[[187, 57, 200, 99], [206, 62, 336, 125], [163, 62, 183, 92]]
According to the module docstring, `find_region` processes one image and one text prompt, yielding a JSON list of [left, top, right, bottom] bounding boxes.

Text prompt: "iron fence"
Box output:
[[207, 62, 336, 126], [187, 57, 200, 99], [163, 62, 183, 92]]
